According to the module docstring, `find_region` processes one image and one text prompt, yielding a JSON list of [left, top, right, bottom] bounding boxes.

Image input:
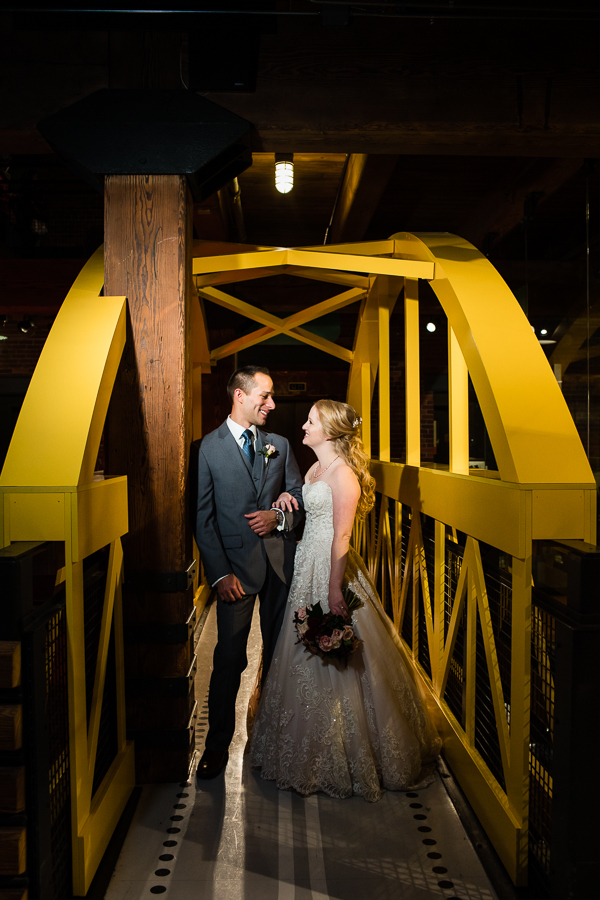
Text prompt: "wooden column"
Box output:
[[104, 174, 194, 782]]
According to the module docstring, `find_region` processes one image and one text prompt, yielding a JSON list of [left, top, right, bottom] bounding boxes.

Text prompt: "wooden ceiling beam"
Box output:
[[327, 154, 399, 244], [215, 24, 600, 157], [459, 158, 585, 251], [3, 19, 600, 158]]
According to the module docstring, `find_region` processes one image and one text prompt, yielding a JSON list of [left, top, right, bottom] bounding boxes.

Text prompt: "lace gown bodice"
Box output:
[[287, 481, 334, 611], [250, 479, 441, 802]]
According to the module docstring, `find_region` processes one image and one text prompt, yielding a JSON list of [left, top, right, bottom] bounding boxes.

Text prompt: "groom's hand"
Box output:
[[244, 509, 278, 536], [216, 574, 245, 603]]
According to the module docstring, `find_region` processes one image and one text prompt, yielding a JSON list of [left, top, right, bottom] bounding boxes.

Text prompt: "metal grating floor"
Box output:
[[105, 604, 500, 900]]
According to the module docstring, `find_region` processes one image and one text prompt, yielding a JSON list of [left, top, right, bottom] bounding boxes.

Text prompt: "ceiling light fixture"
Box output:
[[18, 315, 35, 334], [275, 153, 294, 194]]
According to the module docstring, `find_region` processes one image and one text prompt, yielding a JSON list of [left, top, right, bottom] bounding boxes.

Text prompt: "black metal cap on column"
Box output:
[[37, 88, 252, 201]]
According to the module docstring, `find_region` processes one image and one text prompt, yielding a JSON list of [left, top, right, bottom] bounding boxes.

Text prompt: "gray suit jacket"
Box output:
[[195, 421, 304, 594]]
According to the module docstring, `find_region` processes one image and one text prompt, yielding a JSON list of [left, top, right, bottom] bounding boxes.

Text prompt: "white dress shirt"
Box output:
[[227, 415, 256, 452]]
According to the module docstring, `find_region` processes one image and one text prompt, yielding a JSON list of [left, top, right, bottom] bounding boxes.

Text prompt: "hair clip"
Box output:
[[353, 417, 362, 428]]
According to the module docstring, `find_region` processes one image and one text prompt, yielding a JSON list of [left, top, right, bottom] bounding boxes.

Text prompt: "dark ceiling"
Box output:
[[1, 3, 600, 384]]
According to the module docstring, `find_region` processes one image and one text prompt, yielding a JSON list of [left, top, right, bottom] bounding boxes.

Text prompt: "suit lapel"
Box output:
[[253, 429, 266, 492], [254, 428, 269, 496]]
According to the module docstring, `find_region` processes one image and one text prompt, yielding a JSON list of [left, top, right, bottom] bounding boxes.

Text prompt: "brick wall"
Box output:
[[0, 317, 53, 377]]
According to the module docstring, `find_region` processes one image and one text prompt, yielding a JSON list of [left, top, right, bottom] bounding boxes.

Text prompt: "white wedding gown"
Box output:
[[250, 480, 441, 802]]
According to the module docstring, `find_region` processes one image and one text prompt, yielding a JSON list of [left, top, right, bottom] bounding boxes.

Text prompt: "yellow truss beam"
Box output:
[[194, 265, 288, 288], [285, 287, 367, 329], [449, 325, 469, 475], [194, 265, 371, 291], [192, 248, 289, 275], [405, 278, 420, 466], [287, 248, 433, 280], [211, 324, 353, 364], [193, 244, 435, 281], [286, 266, 372, 289], [199, 284, 363, 363], [301, 239, 397, 256]]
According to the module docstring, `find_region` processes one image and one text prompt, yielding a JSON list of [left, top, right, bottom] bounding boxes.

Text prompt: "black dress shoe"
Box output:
[[196, 748, 229, 780]]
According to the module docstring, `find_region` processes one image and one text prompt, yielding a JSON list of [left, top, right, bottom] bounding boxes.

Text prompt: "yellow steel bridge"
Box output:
[[1, 234, 594, 892]]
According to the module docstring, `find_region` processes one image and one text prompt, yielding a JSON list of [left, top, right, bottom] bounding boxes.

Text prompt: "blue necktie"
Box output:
[[242, 429, 255, 465]]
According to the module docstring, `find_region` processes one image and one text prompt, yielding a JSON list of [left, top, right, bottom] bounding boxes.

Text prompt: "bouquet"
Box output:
[[293, 588, 362, 665]]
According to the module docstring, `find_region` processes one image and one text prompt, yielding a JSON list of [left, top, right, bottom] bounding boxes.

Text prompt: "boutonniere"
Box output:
[[258, 443, 277, 463]]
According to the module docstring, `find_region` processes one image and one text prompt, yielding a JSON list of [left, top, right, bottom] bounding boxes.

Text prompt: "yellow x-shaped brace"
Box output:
[[191, 243, 434, 363], [197, 284, 366, 362]]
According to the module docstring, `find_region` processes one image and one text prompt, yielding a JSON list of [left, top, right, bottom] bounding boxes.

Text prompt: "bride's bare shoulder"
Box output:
[[329, 462, 359, 492]]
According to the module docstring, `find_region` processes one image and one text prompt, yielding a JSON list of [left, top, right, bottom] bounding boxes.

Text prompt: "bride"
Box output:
[[249, 399, 441, 802]]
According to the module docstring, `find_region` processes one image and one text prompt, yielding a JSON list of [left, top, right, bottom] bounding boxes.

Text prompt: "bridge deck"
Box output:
[[105, 603, 501, 900]]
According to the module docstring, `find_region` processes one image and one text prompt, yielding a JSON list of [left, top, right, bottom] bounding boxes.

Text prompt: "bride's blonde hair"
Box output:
[[314, 399, 375, 519]]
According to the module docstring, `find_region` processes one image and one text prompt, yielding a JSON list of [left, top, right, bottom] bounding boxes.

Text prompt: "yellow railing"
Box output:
[[0, 247, 134, 895], [193, 234, 596, 885], [348, 233, 595, 885]]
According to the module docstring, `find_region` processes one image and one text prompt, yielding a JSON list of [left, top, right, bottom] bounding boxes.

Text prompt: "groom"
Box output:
[[194, 365, 304, 779]]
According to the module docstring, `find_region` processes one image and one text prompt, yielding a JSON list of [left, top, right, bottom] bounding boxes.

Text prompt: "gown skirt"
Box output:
[[249, 480, 441, 803]]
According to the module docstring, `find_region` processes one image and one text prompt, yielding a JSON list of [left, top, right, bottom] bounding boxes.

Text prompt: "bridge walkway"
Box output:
[[105, 603, 501, 900]]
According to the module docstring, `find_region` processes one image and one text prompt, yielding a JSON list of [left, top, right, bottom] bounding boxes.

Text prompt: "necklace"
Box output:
[[313, 456, 339, 479]]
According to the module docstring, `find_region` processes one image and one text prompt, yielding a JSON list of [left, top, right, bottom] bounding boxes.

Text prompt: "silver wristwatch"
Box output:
[[271, 507, 285, 528]]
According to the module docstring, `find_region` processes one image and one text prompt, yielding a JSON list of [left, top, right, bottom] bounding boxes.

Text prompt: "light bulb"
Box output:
[[275, 153, 294, 194]]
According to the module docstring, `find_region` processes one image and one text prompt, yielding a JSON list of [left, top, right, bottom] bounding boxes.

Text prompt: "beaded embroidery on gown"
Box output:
[[250, 480, 441, 802]]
